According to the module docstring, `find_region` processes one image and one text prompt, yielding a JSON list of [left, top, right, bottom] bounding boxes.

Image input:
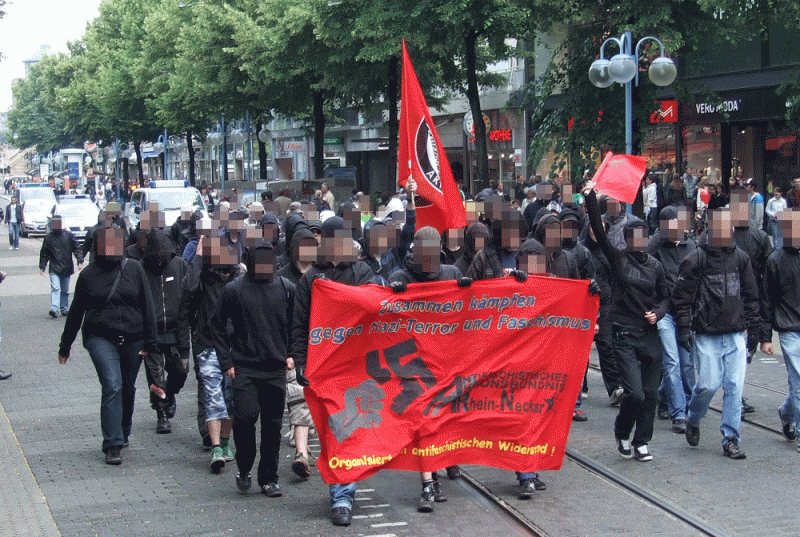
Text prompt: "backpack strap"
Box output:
[[106, 258, 128, 304]]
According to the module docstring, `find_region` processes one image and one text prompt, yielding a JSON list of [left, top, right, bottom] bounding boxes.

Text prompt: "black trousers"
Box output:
[[595, 312, 622, 396], [612, 325, 661, 446], [233, 372, 286, 487], [144, 344, 190, 410]]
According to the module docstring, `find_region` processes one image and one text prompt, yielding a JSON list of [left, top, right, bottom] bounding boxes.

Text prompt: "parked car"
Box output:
[[49, 201, 100, 244]]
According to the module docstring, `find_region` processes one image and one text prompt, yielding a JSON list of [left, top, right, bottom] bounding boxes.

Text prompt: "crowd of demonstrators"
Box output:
[[44, 169, 800, 528]]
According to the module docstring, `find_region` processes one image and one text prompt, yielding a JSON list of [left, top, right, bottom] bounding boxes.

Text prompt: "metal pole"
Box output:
[[221, 114, 227, 195], [623, 31, 634, 215], [245, 109, 252, 183], [163, 128, 169, 180]]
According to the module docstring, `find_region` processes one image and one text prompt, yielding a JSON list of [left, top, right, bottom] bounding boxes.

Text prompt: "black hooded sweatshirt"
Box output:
[[454, 222, 488, 276], [212, 245, 295, 375], [276, 214, 308, 270], [275, 226, 317, 286], [142, 229, 190, 351], [517, 237, 578, 279], [59, 229, 158, 357], [388, 249, 463, 285], [586, 190, 669, 328]]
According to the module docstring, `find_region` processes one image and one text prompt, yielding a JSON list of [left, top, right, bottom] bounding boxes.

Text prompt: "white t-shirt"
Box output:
[[8, 203, 17, 223]]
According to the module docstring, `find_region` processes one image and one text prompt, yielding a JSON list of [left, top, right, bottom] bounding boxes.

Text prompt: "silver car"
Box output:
[[50, 201, 100, 243]]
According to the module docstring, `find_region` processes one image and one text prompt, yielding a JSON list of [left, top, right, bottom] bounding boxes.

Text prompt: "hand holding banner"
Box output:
[[304, 277, 599, 484], [592, 152, 648, 204]]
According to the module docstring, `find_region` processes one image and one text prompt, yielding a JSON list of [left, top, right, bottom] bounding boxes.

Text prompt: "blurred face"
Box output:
[[542, 222, 561, 250], [51, 216, 63, 230], [201, 236, 238, 268], [445, 228, 464, 251], [295, 237, 318, 269], [518, 253, 548, 275], [250, 248, 274, 280], [500, 211, 522, 250], [624, 226, 648, 251], [140, 210, 165, 230], [708, 209, 733, 247], [321, 230, 356, 265], [416, 238, 441, 273], [465, 201, 481, 225], [606, 199, 620, 217], [535, 184, 552, 201], [561, 219, 579, 246], [96, 228, 125, 260], [780, 210, 800, 248], [660, 208, 690, 241], [562, 184, 574, 202], [366, 225, 397, 258], [730, 192, 749, 227]]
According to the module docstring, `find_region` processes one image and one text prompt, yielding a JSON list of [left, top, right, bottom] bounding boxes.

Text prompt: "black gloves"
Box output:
[[390, 281, 407, 293], [295, 366, 310, 387], [509, 269, 528, 283], [678, 329, 693, 352], [457, 277, 473, 287], [588, 279, 601, 296]]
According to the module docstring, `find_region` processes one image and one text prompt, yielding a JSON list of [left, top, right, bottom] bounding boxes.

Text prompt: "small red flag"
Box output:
[[398, 40, 466, 232], [592, 152, 648, 204]]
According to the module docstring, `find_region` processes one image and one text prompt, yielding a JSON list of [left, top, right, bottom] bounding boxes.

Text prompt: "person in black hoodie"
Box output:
[[39, 215, 84, 317], [647, 206, 697, 433], [276, 214, 310, 270], [454, 222, 489, 276], [211, 240, 295, 497], [387, 226, 471, 514], [276, 225, 317, 286], [466, 201, 528, 283], [763, 209, 800, 449], [58, 225, 158, 465], [672, 207, 760, 459], [184, 235, 241, 463], [291, 216, 377, 527], [140, 228, 190, 435], [583, 181, 669, 462]]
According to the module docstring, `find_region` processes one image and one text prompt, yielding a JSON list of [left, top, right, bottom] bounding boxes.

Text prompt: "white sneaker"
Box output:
[[8, 246, 13, 250], [634, 444, 653, 461], [616, 437, 633, 459]]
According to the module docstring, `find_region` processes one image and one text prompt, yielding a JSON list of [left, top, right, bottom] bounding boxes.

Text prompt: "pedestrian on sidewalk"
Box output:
[[0, 270, 10, 380], [140, 228, 190, 435], [5, 196, 22, 250], [58, 225, 158, 465], [211, 240, 295, 497], [39, 215, 84, 318], [672, 208, 761, 459], [763, 209, 800, 451]]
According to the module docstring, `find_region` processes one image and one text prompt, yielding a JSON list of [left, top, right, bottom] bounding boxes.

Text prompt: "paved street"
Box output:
[[0, 219, 797, 537]]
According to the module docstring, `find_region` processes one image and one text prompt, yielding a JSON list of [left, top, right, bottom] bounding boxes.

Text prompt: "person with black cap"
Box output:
[[210, 238, 295, 497], [58, 225, 158, 465], [647, 206, 697, 434], [387, 225, 472, 513], [583, 180, 669, 462], [140, 228, 191, 435], [291, 214, 377, 527]]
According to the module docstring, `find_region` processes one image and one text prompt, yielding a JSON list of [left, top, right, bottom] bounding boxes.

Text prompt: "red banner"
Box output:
[[304, 277, 599, 484], [398, 40, 466, 232], [592, 152, 648, 204]]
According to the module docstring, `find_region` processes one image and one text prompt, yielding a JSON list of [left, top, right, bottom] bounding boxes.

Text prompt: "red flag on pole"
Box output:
[[592, 152, 648, 204], [398, 40, 466, 232]]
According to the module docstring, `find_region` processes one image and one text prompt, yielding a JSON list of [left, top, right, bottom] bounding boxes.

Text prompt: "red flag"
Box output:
[[398, 40, 466, 232], [304, 277, 599, 484], [592, 152, 648, 204]]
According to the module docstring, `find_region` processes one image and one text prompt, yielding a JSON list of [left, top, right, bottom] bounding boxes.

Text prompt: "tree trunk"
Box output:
[[258, 136, 268, 180], [134, 142, 144, 186], [186, 130, 195, 187], [465, 30, 489, 189], [387, 55, 399, 195], [122, 158, 130, 201], [313, 89, 325, 181]]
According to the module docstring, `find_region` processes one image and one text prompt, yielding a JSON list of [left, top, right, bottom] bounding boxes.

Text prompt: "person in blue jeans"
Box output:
[[671, 208, 762, 460], [763, 210, 800, 451], [58, 225, 157, 465], [39, 215, 84, 317], [5, 196, 22, 249]]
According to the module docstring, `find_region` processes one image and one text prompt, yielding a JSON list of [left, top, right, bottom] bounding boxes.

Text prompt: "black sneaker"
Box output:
[[685, 424, 700, 446], [418, 483, 436, 512], [723, 439, 746, 459], [164, 396, 177, 419], [446, 465, 461, 479], [236, 472, 251, 493], [156, 412, 171, 434], [432, 480, 447, 502], [741, 398, 755, 414], [518, 479, 535, 500], [778, 407, 797, 441], [616, 437, 633, 459], [105, 447, 122, 465], [202, 433, 212, 451], [633, 444, 653, 461], [532, 475, 546, 490], [48, 310, 58, 318], [657, 403, 670, 420], [331, 506, 352, 526], [261, 482, 282, 497], [671, 419, 687, 434]]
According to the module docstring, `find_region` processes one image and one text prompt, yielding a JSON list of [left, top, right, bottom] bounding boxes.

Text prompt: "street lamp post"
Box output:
[[588, 32, 677, 155]]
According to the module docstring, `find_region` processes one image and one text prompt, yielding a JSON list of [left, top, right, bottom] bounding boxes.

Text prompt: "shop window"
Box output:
[[644, 125, 676, 178], [683, 125, 722, 183]]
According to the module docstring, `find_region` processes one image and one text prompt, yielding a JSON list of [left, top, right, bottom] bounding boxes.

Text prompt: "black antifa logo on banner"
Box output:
[[366, 339, 436, 414], [328, 379, 386, 443], [414, 119, 443, 208]]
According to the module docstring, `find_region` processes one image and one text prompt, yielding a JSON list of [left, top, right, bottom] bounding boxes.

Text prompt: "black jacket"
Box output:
[[142, 229, 190, 351], [647, 231, 697, 294], [388, 251, 463, 284], [275, 226, 316, 286], [4, 203, 22, 224], [40, 229, 82, 276], [517, 237, 578, 279], [586, 191, 669, 328], [183, 250, 240, 353], [212, 270, 295, 375], [454, 222, 489, 276], [125, 243, 145, 261], [291, 260, 376, 367], [59, 257, 158, 357], [732, 226, 772, 341], [671, 244, 760, 336], [764, 247, 800, 333]]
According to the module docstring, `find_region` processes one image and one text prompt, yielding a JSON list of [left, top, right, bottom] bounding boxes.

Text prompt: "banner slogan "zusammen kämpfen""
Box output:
[[304, 277, 599, 484]]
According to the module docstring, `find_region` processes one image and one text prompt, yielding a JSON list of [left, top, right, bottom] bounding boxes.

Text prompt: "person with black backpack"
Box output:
[[211, 240, 295, 498]]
